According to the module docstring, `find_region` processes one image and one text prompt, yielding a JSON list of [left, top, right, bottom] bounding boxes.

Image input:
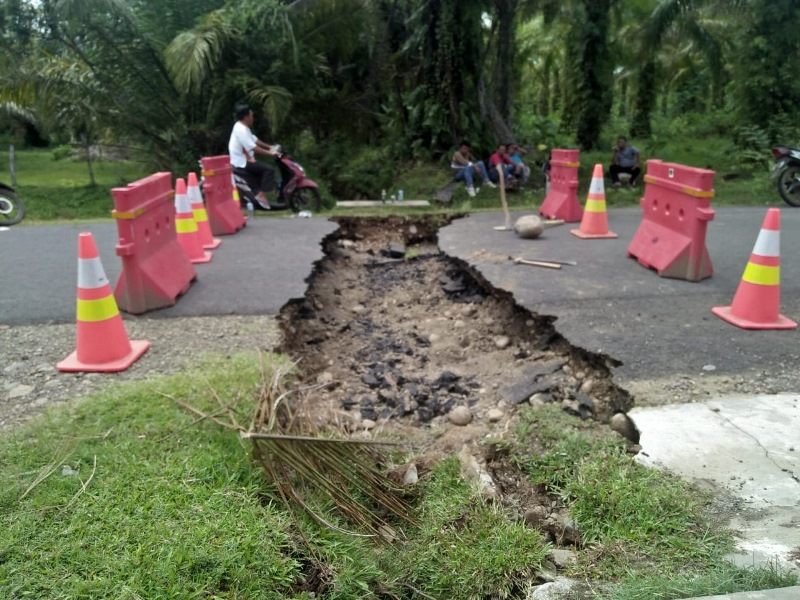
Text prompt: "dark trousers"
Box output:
[[609, 164, 641, 185], [243, 160, 275, 192]]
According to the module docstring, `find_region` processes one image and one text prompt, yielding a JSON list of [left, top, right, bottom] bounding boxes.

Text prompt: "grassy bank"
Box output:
[[1, 147, 149, 222], [1, 353, 795, 599]]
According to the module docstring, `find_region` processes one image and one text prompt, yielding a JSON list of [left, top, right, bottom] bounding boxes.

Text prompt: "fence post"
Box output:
[[9, 144, 16, 186]]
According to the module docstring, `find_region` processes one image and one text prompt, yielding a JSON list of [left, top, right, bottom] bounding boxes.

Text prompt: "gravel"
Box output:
[[0, 315, 281, 432]]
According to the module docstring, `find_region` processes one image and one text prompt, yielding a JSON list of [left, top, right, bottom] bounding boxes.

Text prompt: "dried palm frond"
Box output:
[[171, 352, 417, 539], [245, 432, 415, 537]]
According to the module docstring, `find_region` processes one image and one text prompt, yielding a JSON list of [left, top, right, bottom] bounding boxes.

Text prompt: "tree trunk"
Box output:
[[574, 0, 612, 151], [493, 0, 517, 125], [478, 78, 515, 144], [81, 132, 96, 187], [631, 59, 657, 139]]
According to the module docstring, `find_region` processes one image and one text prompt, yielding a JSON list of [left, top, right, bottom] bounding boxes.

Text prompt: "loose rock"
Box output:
[[610, 412, 641, 444], [487, 408, 504, 422], [514, 215, 545, 239], [494, 335, 511, 349], [403, 463, 419, 485], [448, 405, 472, 426]]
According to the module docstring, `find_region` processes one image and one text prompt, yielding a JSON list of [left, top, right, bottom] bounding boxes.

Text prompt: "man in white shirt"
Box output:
[[228, 104, 278, 205]]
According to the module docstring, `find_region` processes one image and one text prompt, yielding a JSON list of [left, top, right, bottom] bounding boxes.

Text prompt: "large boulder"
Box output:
[[514, 215, 545, 239]]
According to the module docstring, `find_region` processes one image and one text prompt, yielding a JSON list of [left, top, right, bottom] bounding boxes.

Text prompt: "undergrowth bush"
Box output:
[[307, 136, 395, 200]]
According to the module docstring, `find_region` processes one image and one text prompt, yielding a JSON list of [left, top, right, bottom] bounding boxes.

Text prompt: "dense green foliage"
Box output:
[[1, 0, 799, 199]]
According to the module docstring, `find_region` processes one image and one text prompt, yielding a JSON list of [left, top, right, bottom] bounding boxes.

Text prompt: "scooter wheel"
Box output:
[[778, 166, 800, 207], [290, 187, 321, 213], [0, 189, 25, 226]]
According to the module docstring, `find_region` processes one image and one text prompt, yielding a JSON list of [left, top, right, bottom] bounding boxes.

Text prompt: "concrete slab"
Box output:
[[336, 200, 430, 207], [631, 395, 800, 575]]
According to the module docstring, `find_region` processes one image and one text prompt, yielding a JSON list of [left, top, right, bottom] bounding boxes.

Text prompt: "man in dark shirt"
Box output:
[[609, 136, 641, 188]]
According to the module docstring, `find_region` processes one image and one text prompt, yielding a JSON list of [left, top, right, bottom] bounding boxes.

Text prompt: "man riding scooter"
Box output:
[[228, 103, 279, 209]]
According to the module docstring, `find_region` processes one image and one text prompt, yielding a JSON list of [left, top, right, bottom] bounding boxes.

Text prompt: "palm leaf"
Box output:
[[165, 10, 234, 93], [171, 352, 417, 539]]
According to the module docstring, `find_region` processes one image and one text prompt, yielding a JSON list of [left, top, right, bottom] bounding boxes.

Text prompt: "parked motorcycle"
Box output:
[[234, 146, 321, 213], [771, 144, 800, 207], [0, 181, 25, 226]]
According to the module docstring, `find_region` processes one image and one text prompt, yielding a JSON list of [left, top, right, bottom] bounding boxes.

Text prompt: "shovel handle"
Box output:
[[513, 257, 562, 269]]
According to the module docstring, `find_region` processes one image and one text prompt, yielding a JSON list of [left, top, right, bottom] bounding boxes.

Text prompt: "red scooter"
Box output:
[[233, 145, 321, 213]]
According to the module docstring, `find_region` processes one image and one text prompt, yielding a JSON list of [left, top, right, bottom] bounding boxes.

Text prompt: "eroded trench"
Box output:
[[277, 215, 639, 548]]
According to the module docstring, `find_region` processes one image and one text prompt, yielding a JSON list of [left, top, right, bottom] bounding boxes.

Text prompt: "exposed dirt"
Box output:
[[278, 216, 642, 557]]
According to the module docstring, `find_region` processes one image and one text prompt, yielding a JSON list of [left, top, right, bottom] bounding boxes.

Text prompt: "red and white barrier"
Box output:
[[112, 172, 197, 314], [627, 160, 715, 282], [539, 149, 583, 223], [200, 156, 246, 235]]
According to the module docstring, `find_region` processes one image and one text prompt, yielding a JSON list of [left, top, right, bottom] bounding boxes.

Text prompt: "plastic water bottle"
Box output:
[[246, 200, 254, 220], [381, 189, 386, 203], [398, 189, 404, 203]]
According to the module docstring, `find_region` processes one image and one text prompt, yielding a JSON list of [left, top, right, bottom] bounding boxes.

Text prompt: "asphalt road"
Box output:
[[4, 204, 800, 387], [0, 216, 338, 325], [439, 205, 800, 387]]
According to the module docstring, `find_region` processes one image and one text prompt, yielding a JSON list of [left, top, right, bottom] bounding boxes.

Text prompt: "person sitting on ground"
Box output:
[[609, 136, 642, 188], [488, 142, 519, 185], [508, 143, 531, 185], [451, 140, 495, 197], [228, 103, 279, 206]]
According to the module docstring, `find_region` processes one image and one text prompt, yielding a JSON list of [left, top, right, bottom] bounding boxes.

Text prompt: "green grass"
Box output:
[[1, 148, 149, 222], [0, 353, 549, 599], [380, 458, 549, 599], [513, 405, 798, 598], [0, 354, 304, 599], [3, 363, 796, 599]]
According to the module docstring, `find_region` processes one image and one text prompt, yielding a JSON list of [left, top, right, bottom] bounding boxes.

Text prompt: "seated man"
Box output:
[[451, 140, 495, 197], [609, 136, 642, 188], [508, 143, 531, 185], [488, 143, 518, 185], [228, 103, 278, 206]]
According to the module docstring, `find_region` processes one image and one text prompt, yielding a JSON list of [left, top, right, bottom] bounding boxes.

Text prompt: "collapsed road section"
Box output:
[[278, 215, 636, 441]]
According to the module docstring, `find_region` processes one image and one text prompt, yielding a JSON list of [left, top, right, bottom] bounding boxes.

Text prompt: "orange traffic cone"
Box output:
[[175, 178, 212, 264], [570, 164, 618, 239], [58, 233, 150, 372], [712, 208, 796, 329], [187, 172, 221, 249]]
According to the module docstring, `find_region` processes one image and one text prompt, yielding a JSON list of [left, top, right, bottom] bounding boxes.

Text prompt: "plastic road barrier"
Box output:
[[112, 172, 197, 314], [627, 160, 715, 281]]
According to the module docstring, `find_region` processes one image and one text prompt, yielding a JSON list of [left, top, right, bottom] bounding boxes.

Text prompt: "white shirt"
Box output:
[[228, 121, 258, 168]]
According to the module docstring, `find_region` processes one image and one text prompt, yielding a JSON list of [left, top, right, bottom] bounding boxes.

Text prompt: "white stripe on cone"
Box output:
[[752, 229, 780, 258], [176, 191, 193, 214], [188, 184, 202, 204], [77, 257, 109, 289], [589, 177, 604, 195]]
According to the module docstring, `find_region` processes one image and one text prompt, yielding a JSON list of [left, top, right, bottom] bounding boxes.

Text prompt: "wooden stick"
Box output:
[[513, 257, 562, 269], [497, 164, 511, 229], [536, 258, 577, 266], [543, 219, 565, 228]]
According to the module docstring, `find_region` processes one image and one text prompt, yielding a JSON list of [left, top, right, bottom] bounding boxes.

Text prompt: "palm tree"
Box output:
[[631, 0, 741, 137]]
